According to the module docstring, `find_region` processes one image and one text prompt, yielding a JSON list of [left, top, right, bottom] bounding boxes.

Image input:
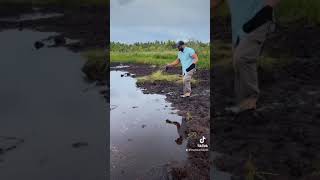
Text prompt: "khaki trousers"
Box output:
[[233, 22, 272, 103], [183, 68, 195, 94]]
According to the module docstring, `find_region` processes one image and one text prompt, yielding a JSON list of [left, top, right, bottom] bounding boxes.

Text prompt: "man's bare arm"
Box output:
[[192, 54, 199, 64], [167, 59, 180, 67]]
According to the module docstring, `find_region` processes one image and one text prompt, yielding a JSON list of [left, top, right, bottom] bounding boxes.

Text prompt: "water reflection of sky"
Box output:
[[111, 0, 210, 43], [110, 70, 187, 179]]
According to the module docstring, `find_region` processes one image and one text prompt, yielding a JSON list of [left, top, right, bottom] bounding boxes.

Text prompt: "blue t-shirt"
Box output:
[[178, 47, 196, 74], [227, 0, 264, 45]]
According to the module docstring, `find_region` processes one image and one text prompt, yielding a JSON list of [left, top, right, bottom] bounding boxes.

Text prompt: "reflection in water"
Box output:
[[166, 118, 188, 145], [110, 70, 187, 179]]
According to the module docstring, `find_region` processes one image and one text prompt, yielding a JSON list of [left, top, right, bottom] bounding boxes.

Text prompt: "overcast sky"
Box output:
[[111, 0, 210, 43]]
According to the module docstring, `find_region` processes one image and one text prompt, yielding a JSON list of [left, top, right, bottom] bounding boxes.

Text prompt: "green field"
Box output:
[[215, 0, 320, 24], [110, 41, 210, 69]]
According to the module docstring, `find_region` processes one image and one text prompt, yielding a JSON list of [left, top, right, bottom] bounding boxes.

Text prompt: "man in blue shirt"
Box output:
[[166, 41, 199, 98], [213, 0, 280, 113]]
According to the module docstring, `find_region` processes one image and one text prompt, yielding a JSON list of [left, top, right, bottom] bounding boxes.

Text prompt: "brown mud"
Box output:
[[112, 63, 210, 180], [213, 16, 320, 180]]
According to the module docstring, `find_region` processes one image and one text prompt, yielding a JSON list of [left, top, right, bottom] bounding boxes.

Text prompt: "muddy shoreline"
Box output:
[[111, 63, 210, 179], [0, 4, 108, 52], [213, 16, 320, 180]]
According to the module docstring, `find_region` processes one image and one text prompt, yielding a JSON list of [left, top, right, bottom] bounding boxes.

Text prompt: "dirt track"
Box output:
[[213, 16, 320, 180]]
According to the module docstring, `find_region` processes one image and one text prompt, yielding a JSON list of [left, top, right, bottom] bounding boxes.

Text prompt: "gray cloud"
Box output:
[[111, 0, 210, 43], [117, 0, 135, 6]]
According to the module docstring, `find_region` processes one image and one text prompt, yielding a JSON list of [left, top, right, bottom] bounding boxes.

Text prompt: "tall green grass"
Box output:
[[276, 0, 320, 24], [111, 41, 210, 69], [215, 0, 320, 24]]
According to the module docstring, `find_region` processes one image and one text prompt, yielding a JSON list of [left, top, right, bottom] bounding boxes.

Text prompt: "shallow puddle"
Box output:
[[110, 70, 187, 179], [0, 29, 107, 180]]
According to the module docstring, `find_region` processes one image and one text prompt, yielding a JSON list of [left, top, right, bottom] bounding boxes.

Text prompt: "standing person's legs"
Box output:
[[233, 22, 271, 109], [183, 68, 196, 95]]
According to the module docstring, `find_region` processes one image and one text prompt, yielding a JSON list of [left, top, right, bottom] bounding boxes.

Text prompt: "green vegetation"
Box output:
[[137, 70, 197, 84], [111, 41, 210, 69], [215, 0, 320, 24], [276, 0, 320, 24], [82, 49, 106, 63], [81, 50, 107, 81]]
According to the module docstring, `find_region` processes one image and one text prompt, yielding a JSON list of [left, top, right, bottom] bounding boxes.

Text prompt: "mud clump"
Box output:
[[54, 36, 66, 46], [34, 41, 44, 49]]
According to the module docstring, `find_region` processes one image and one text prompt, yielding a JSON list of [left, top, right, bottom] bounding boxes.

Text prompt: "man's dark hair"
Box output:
[[176, 41, 185, 47]]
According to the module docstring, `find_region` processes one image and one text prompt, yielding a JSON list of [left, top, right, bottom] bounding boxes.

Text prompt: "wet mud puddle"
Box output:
[[110, 70, 188, 179], [0, 30, 107, 180]]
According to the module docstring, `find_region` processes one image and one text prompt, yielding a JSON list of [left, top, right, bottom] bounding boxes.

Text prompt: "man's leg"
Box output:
[[233, 22, 271, 109], [183, 69, 195, 95]]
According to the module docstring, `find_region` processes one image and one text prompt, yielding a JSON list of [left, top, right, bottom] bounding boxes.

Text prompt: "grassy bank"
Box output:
[[215, 0, 320, 24], [111, 41, 210, 69], [137, 70, 197, 84], [81, 50, 107, 81]]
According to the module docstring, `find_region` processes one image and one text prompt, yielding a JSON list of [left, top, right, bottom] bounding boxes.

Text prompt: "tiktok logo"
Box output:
[[197, 136, 208, 148], [199, 136, 206, 144]]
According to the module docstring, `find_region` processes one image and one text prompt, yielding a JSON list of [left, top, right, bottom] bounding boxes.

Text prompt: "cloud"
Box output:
[[111, 0, 210, 42], [117, 0, 135, 6]]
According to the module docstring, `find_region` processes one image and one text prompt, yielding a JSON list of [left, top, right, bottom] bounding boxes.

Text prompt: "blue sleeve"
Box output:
[[189, 48, 196, 57]]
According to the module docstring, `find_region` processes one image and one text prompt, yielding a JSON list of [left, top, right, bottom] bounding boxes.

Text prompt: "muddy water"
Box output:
[[0, 30, 107, 180], [110, 70, 187, 179]]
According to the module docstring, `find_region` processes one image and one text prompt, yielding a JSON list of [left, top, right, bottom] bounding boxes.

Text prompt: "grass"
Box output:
[[111, 41, 210, 69], [215, 0, 320, 24], [276, 0, 320, 24], [81, 49, 107, 80], [82, 49, 107, 63], [137, 70, 197, 84]]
